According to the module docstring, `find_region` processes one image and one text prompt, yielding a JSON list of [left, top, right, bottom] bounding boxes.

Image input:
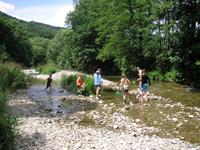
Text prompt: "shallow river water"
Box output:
[[28, 77, 200, 145]]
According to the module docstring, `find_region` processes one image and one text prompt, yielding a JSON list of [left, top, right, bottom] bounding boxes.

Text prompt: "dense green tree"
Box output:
[[65, 0, 200, 86], [66, 0, 107, 72], [0, 18, 32, 66], [175, 0, 200, 86], [29, 37, 50, 66], [47, 29, 75, 67], [96, 0, 154, 74]]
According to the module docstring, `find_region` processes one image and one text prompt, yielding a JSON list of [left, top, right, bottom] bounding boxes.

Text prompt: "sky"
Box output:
[[0, 0, 74, 27]]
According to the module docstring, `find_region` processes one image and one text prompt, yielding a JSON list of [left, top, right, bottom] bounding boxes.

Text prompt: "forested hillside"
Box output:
[[0, 11, 62, 66]]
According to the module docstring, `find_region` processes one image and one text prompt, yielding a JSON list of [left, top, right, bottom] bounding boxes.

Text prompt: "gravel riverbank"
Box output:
[[8, 89, 200, 150]]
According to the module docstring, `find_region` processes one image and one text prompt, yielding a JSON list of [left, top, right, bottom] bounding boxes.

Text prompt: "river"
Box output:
[[27, 76, 200, 145]]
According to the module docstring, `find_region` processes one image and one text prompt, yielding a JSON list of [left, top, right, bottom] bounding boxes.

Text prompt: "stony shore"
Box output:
[[9, 89, 200, 150]]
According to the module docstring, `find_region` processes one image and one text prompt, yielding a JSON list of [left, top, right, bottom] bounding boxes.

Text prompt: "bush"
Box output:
[[37, 63, 58, 74], [84, 75, 95, 95], [148, 70, 162, 81], [163, 70, 181, 82], [60, 74, 95, 95], [149, 70, 181, 82], [0, 63, 27, 149], [60, 75, 77, 93], [0, 63, 27, 91], [0, 112, 17, 150]]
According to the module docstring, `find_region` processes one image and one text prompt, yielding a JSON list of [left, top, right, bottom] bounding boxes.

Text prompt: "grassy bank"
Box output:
[[36, 63, 59, 74], [0, 63, 27, 149], [60, 75, 95, 96]]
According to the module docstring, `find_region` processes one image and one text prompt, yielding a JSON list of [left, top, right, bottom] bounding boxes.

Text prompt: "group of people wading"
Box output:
[[118, 66, 151, 104], [75, 67, 151, 104], [75, 68, 103, 100], [45, 67, 151, 104]]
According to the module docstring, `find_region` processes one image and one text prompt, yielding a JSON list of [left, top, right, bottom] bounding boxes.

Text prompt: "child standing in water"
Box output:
[[120, 74, 131, 104], [45, 74, 52, 91], [136, 66, 142, 91]]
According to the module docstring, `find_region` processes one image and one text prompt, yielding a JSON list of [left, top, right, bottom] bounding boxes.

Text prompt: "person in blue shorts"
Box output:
[[94, 68, 103, 100], [141, 69, 151, 100]]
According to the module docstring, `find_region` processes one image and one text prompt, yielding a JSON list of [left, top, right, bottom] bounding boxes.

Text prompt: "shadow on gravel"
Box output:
[[15, 130, 46, 149]]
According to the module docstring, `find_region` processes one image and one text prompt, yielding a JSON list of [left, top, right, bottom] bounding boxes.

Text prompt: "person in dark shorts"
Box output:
[[45, 74, 52, 91]]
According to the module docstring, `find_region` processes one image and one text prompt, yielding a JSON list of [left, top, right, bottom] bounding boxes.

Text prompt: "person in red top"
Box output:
[[76, 74, 85, 95]]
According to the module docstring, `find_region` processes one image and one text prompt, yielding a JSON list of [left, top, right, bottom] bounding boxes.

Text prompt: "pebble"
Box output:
[[8, 90, 200, 150]]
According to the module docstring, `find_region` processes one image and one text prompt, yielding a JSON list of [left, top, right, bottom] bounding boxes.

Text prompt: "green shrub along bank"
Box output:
[[0, 63, 27, 149], [60, 75, 95, 96], [0, 63, 28, 91], [149, 70, 181, 82], [37, 63, 59, 75]]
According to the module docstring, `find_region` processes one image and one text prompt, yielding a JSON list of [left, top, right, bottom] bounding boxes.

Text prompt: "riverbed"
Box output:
[[9, 77, 200, 149], [104, 76, 200, 144]]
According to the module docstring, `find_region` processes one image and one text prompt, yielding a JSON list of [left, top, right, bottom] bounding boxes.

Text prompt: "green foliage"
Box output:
[[64, 0, 200, 86], [60, 75, 95, 95], [0, 63, 26, 149], [0, 90, 7, 113], [0, 16, 32, 66], [0, 11, 62, 67], [27, 21, 62, 39], [47, 29, 75, 67], [37, 64, 58, 75], [149, 70, 181, 82], [84, 75, 95, 95], [29, 37, 50, 66], [0, 11, 62, 39], [0, 63, 27, 91], [0, 112, 17, 150], [163, 70, 181, 82], [60, 75, 78, 93], [149, 71, 163, 81]]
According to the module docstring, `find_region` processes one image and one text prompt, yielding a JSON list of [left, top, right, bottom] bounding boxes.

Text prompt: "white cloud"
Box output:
[[0, 1, 15, 13], [50, 5, 73, 27], [5, 4, 74, 27]]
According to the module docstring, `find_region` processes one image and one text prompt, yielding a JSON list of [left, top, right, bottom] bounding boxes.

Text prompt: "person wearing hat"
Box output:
[[120, 74, 131, 104], [93, 68, 103, 100]]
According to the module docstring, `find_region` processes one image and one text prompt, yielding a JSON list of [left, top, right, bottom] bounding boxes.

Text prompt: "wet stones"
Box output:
[[9, 90, 200, 150]]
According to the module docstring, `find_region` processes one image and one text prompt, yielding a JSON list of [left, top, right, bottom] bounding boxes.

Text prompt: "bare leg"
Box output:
[[96, 86, 100, 100]]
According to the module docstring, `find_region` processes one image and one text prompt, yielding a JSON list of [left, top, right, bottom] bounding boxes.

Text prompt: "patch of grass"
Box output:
[[149, 70, 181, 82], [60, 74, 95, 95], [37, 63, 58, 74], [0, 63, 27, 91], [0, 63, 27, 149]]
